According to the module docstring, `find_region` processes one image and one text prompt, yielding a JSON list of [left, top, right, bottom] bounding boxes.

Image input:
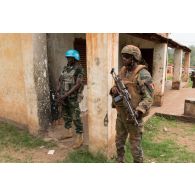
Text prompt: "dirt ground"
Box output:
[[1, 117, 194, 163], [0, 118, 88, 163], [153, 121, 195, 152], [0, 125, 73, 163]]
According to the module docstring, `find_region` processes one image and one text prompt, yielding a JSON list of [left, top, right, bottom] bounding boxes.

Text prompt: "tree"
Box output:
[[168, 48, 174, 64], [168, 46, 195, 66], [189, 45, 195, 66]]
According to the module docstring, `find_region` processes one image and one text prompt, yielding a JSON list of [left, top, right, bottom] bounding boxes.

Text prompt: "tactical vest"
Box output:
[[116, 65, 146, 109], [60, 64, 84, 100]]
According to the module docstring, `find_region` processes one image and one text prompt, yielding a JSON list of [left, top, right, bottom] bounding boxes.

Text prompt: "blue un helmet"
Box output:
[[65, 49, 80, 61]]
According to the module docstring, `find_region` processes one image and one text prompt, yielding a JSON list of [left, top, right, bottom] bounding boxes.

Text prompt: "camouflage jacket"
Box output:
[[135, 67, 154, 115], [112, 65, 154, 116], [60, 63, 84, 98]]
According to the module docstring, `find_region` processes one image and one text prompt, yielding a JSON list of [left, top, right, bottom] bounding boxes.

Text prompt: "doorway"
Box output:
[[140, 48, 154, 76]]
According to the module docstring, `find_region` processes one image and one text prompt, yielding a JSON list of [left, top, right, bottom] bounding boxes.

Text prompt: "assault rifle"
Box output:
[[110, 68, 140, 127], [50, 89, 59, 121]]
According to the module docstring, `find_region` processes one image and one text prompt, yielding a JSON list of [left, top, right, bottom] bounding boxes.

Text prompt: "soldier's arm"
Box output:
[[136, 69, 154, 115], [66, 77, 83, 97], [64, 66, 84, 97], [57, 75, 62, 94]]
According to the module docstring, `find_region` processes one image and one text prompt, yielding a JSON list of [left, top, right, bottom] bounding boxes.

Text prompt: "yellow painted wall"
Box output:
[[0, 34, 28, 127]]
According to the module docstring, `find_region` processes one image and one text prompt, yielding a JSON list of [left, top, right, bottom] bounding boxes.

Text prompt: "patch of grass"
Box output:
[[189, 126, 195, 132], [167, 75, 173, 80], [64, 148, 111, 163], [0, 154, 21, 163], [142, 116, 195, 162], [188, 79, 193, 87], [0, 122, 56, 149], [64, 115, 195, 163], [145, 115, 177, 134], [124, 143, 133, 162]]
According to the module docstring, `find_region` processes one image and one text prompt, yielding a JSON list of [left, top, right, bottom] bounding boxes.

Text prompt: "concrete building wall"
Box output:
[[21, 34, 39, 132], [0, 34, 28, 128], [32, 34, 50, 132], [0, 33, 51, 134]]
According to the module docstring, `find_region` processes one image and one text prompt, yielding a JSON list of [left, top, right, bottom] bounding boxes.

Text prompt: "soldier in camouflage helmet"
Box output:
[[57, 49, 84, 149], [110, 45, 154, 163]]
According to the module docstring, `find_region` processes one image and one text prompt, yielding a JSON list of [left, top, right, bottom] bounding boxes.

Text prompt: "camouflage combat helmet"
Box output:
[[121, 45, 142, 61]]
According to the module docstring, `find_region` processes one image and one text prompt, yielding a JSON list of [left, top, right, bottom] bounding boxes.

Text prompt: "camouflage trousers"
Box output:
[[62, 97, 83, 134], [115, 107, 144, 163]]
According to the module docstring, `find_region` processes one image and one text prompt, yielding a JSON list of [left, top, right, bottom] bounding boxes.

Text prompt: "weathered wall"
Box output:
[[0, 33, 51, 134], [21, 34, 39, 132], [32, 34, 50, 132], [0, 34, 28, 128], [86, 33, 118, 158]]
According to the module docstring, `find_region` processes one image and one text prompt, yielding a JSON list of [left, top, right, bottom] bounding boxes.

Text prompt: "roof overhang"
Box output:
[[126, 33, 191, 52]]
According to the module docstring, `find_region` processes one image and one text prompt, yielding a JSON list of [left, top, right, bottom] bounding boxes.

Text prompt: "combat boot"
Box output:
[[72, 133, 84, 149], [133, 159, 143, 163], [59, 128, 73, 140], [116, 155, 125, 163]]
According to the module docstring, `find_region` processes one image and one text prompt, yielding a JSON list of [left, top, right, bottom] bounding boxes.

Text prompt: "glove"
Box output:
[[110, 86, 119, 95]]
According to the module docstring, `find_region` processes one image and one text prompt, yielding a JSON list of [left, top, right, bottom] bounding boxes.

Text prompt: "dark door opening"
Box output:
[[140, 49, 154, 76], [74, 38, 87, 84]]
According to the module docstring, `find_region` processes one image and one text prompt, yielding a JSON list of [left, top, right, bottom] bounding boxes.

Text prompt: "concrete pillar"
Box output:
[[182, 52, 190, 82], [32, 34, 51, 132], [21, 34, 51, 134], [86, 33, 118, 158], [172, 49, 183, 89], [152, 43, 167, 106]]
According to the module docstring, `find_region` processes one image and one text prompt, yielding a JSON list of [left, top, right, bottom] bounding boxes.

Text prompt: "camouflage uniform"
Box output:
[[60, 63, 84, 134], [113, 65, 154, 163]]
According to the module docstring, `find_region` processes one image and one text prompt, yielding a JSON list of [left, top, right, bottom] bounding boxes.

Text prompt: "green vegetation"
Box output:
[[66, 116, 195, 163], [189, 45, 195, 66], [168, 48, 174, 64], [188, 78, 193, 87], [142, 116, 195, 162], [167, 75, 173, 80], [0, 122, 55, 149], [168, 45, 195, 66], [0, 116, 195, 163], [64, 149, 110, 163]]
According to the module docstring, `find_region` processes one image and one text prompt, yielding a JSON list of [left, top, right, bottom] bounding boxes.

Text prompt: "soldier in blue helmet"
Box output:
[[56, 49, 84, 149]]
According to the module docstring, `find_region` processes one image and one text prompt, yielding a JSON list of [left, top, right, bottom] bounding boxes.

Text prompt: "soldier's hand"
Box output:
[[111, 86, 119, 95], [135, 110, 143, 120], [56, 96, 61, 103]]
